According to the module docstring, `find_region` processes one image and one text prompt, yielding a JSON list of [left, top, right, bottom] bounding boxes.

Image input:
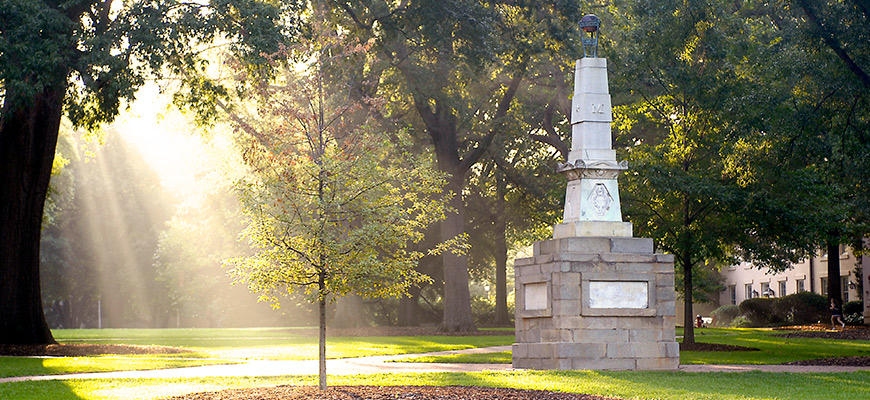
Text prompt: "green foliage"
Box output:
[[225, 27, 455, 309], [844, 301, 864, 325], [0, 0, 304, 130], [709, 305, 739, 327], [737, 298, 778, 327], [772, 292, 828, 325]]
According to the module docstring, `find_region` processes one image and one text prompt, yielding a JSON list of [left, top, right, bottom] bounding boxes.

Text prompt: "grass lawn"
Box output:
[[396, 328, 870, 365], [55, 328, 514, 360], [0, 357, 235, 379], [0, 328, 514, 378], [1, 371, 869, 400]]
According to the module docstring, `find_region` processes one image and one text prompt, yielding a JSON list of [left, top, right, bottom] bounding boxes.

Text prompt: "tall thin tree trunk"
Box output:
[[681, 252, 695, 345], [0, 86, 64, 345], [440, 175, 476, 332], [494, 175, 510, 325], [398, 285, 421, 326], [827, 241, 842, 303]]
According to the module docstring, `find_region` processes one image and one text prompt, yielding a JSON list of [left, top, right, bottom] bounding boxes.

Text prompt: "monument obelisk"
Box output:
[[512, 15, 679, 370]]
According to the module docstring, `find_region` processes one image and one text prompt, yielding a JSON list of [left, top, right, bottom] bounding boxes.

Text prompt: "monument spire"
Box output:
[[554, 14, 632, 239]]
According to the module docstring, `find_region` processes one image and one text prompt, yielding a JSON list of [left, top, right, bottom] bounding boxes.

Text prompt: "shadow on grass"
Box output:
[[0, 380, 84, 400]]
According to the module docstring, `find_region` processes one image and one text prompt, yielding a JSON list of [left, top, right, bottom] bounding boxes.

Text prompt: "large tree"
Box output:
[[0, 0, 302, 344], [328, 0, 585, 331], [225, 24, 454, 390], [608, 0, 826, 344]]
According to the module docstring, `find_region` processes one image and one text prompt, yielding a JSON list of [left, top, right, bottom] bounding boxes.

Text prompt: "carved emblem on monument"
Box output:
[[588, 183, 612, 216]]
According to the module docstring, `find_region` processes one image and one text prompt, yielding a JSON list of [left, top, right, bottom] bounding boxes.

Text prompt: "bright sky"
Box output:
[[112, 82, 241, 204]]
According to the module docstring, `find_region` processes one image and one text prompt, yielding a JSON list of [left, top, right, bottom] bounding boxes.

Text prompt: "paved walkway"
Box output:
[[2, 346, 869, 384]]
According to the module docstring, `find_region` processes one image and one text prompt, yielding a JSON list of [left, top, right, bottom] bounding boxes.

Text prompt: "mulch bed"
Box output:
[[0, 343, 191, 357], [783, 356, 870, 366], [773, 325, 870, 341], [679, 342, 759, 352], [163, 385, 623, 400]]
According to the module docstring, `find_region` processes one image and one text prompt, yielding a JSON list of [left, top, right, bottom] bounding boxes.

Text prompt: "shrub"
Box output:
[[844, 301, 864, 325], [710, 305, 740, 327], [730, 315, 751, 328], [738, 297, 778, 327], [772, 292, 828, 325]]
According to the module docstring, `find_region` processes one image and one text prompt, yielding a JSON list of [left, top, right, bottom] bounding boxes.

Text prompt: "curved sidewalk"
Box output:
[[2, 346, 869, 384]]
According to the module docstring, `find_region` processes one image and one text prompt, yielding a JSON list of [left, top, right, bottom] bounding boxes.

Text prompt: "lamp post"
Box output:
[[579, 14, 601, 58]]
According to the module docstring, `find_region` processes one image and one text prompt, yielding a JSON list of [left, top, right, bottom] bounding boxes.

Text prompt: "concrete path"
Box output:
[[2, 345, 870, 384]]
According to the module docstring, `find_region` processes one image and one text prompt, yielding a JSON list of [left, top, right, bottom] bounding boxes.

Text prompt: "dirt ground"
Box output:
[[163, 385, 623, 400]]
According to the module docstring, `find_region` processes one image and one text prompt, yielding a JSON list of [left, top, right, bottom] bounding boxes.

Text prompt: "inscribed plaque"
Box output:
[[588, 281, 648, 309]]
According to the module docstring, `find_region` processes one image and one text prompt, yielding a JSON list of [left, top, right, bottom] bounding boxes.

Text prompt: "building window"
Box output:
[[841, 276, 849, 302], [821, 277, 828, 296], [729, 285, 737, 305], [797, 279, 805, 292], [761, 282, 772, 297], [745, 283, 753, 300], [779, 281, 787, 297]]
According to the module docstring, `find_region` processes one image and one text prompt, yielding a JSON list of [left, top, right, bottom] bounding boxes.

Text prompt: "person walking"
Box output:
[[830, 298, 846, 330]]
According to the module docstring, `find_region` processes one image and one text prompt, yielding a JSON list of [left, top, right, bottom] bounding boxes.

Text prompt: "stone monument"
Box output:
[[512, 15, 679, 370]]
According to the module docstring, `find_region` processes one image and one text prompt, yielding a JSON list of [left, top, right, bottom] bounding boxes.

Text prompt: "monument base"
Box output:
[[513, 236, 679, 371], [553, 221, 632, 239]]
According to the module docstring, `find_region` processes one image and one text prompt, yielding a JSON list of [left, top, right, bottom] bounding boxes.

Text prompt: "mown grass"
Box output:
[[2, 370, 869, 400], [0, 357, 234, 379], [0, 328, 514, 378], [394, 327, 870, 365], [390, 351, 513, 364], [54, 328, 514, 360]]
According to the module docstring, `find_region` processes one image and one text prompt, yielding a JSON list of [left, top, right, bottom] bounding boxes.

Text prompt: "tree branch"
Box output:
[[795, 0, 870, 89]]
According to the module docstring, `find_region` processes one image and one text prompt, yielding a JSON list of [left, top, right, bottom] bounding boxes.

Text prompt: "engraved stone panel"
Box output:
[[589, 281, 649, 309], [524, 282, 549, 310]]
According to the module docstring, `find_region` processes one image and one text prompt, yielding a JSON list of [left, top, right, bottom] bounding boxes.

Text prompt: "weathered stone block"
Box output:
[[606, 342, 669, 359], [573, 328, 629, 343], [558, 253, 601, 263], [566, 237, 613, 254], [555, 342, 606, 358], [610, 237, 654, 254], [629, 329, 662, 343], [512, 344, 528, 358], [656, 287, 676, 301], [555, 284, 581, 301], [659, 301, 676, 317], [656, 272, 675, 287], [615, 263, 655, 273], [553, 299, 581, 315], [527, 343, 555, 359], [655, 254, 675, 263], [514, 257, 534, 267], [600, 253, 657, 263], [636, 357, 679, 370], [573, 358, 636, 371]]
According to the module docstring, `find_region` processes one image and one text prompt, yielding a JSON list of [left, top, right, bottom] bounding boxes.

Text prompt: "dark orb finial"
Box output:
[[579, 14, 600, 33], [579, 14, 601, 58]]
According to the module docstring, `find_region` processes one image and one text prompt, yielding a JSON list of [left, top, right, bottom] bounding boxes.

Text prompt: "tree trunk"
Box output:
[[397, 285, 421, 326], [439, 175, 476, 332], [493, 176, 510, 325], [827, 241, 842, 303], [0, 86, 65, 345], [332, 294, 366, 328], [318, 294, 327, 390], [681, 252, 695, 345]]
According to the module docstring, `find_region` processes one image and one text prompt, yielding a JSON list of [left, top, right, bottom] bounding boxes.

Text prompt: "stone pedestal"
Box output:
[[512, 237, 679, 370]]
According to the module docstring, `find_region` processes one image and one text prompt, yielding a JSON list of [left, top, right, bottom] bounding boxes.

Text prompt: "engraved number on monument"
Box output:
[[588, 183, 613, 216], [524, 282, 549, 310], [589, 281, 648, 309], [591, 103, 606, 114]]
